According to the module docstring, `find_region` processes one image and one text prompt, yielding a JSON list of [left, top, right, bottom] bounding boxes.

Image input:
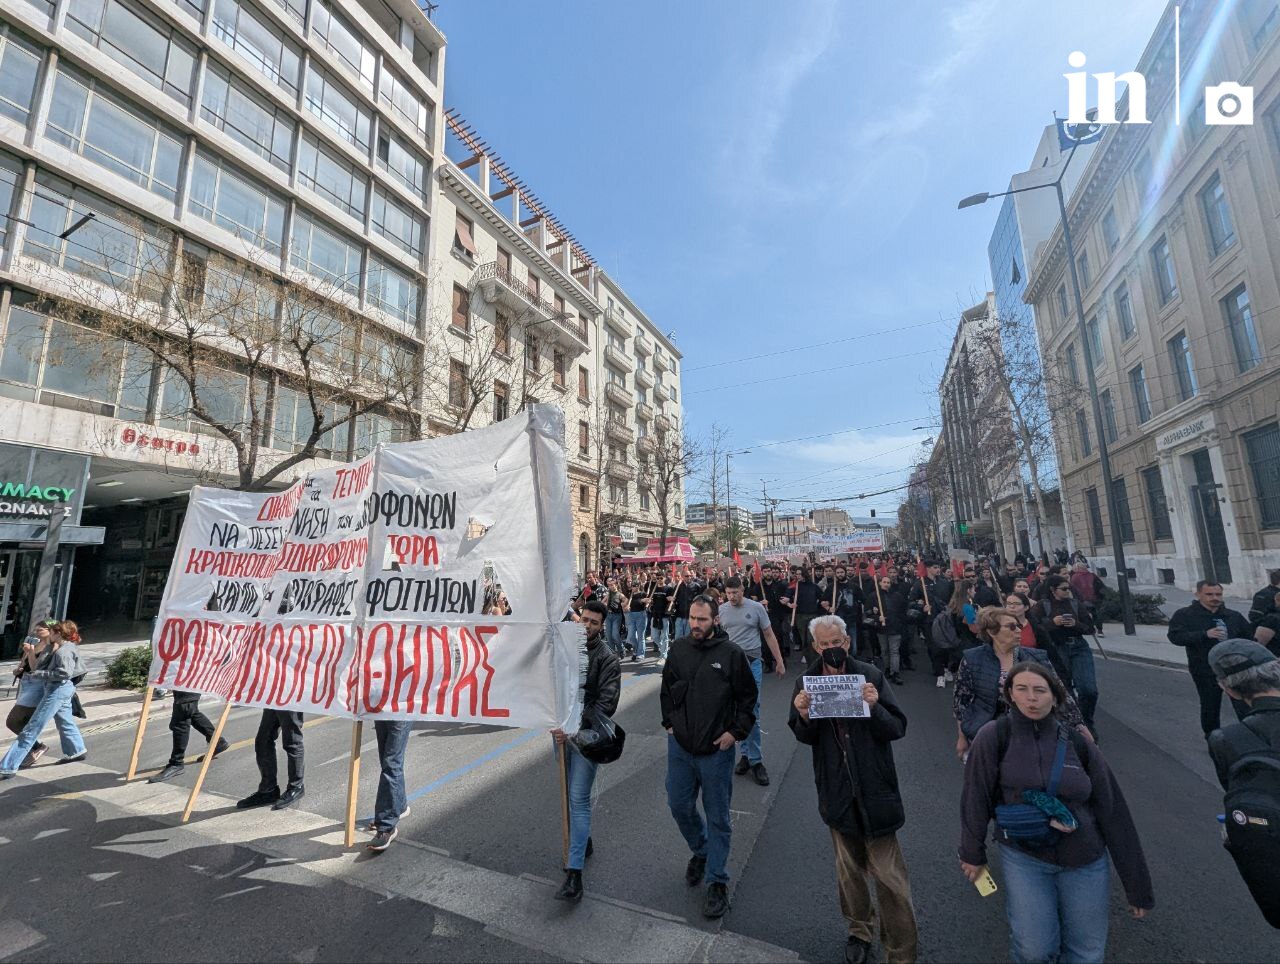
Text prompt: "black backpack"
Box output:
[[1219, 717, 1280, 928]]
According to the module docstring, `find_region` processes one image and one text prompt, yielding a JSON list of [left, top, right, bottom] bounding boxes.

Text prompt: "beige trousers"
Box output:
[[829, 827, 919, 964]]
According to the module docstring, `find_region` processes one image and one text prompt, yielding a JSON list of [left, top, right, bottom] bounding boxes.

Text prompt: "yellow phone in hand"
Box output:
[[974, 866, 998, 897]]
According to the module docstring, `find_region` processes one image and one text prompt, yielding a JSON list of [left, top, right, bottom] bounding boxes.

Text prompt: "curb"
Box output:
[[1101, 649, 1186, 671]]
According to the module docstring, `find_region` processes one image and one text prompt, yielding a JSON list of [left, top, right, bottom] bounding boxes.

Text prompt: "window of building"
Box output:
[[188, 151, 286, 252], [377, 129, 427, 194], [282, 301, 354, 372], [1065, 343, 1081, 386], [453, 210, 477, 259], [450, 283, 469, 332], [1111, 476, 1135, 542], [1187, 97, 1207, 144], [1168, 332, 1198, 401], [578, 312, 589, 342], [1141, 465, 1173, 540], [1222, 283, 1262, 372], [46, 67, 182, 200], [578, 420, 589, 456], [1100, 388, 1119, 442], [25, 175, 168, 291], [271, 385, 347, 457], [370, 189, 423, 259], [1085, 315, 1103, 369], [1199, 172, 1236, 257], [1241, 0, 1280, 51], [1128, 364, 1152, 423], [289, 210, 361, 294], [1101, 206, 1120, 253], [67, 0, 197, 104], [1076, 250, 1091, 289], [1076, 408, 1091, 457], [357, 326, 414, 386], [1134, 150, 1154, 207], [1085, 487, 1104, 545], [640, 489, 650, 511], [304, 66, 371, 153], [525, 332, 539, 372], [200, 60, 294, 171], [448, 358, 468, 408], [296, 134, 367, 218], [553, 349, 565, 388], [1056, 283, 1069, 322], [0, 155, 19, 250], [493, 381, 509, 422], [310, 0, 375, 90], [1151, 235, 1178, 304], [1113, 283, 1135, 340], [553, 293, 565, 320], [527, 271, 540, 302], [496, 246, 511, 279], [1245, 421, 1280, 529], [366, 257, 418, 323], [268, 0, 305, 24], [21, 0, 55, 15], [494, 310, 511, 355], [578, 365, 589, 401], [379, 63, 429, 136], [353, 410, 409, 457], [208, 0, 298, 94], [0, 25, 41, 123], [578, 483, 589, 510]]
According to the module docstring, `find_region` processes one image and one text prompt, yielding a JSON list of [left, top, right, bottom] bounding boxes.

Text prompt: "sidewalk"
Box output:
[[1107, 580, 1251, 618], [1089, 622, 1185, 669]]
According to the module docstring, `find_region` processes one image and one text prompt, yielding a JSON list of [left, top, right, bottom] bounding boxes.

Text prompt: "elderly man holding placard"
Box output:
[[790, 615, 918, 964]]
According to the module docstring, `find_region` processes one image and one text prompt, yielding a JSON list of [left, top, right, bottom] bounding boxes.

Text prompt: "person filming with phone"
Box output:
[[959, 662, 1152, 963], [1032, 576, 1100, 738]]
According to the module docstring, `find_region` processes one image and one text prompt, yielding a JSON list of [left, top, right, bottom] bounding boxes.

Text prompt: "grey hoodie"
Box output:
[[30, 642, 87, 683]]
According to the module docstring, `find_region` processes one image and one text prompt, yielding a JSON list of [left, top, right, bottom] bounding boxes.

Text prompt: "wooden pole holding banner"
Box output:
[[556, 741, 570, 866], [1091, 631, 1110, 661], [345, 720, 363, 847], [872, 570, 886, 627], [182, 701, 233, 823], [124, 685, 156, 781], [916, 551, 931, 614]]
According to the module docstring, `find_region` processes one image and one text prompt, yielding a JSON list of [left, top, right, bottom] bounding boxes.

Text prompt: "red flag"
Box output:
[[915, 556, 927, 580], [952, 559, 965, 580], [879, 559, 891, 581], [732, 548, 743, 570]]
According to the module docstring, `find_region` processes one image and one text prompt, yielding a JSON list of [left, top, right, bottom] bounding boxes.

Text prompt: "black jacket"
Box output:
[[672, 580, 700, 618], [581, 633, 621, 728], [660, 629, 757, 755], [973, 580, 1002, 608], [909, 575, 951, 614], [789, 658, 908, 838], [1168, 603, 1252, 675], [783, 580, 825, 615], [1249, 584, 1280, 627], [1032, 597, 1095, 648], [1208, 696, 1280, 789], [869, 587, 908, 635]]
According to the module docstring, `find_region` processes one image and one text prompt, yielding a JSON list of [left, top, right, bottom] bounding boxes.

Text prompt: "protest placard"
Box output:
[[803, 674, 870, 719]]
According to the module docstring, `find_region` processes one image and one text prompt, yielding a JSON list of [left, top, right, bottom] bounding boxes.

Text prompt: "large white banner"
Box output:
[[762, 528, 885, 558], [147, 406, 584, 730]]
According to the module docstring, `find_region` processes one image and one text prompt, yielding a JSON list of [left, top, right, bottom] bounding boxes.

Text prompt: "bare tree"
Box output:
[[20, 212, 424, 491], [646, 416, 702, 552]]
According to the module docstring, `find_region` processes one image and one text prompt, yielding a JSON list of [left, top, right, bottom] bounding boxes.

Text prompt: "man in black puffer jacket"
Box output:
[[660, 595, 757, 920], [790, 614, 917, 964]]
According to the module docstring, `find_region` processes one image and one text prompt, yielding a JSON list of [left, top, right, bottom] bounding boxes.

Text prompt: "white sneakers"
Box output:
[[936, 675, 946, 688], [944, 669, 955, 684]]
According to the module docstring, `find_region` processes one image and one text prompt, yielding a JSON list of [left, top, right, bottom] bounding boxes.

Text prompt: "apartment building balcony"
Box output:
[[637, 434, 656, 454], [471, 262, 587, 355], [606, 419, 635, 445], [635, 400, 655, 422], [656, 413, 674, 433], [633, 332, 652, 355], [653, 351, 669, 373], [604, 306, 634, 338], [606, 459, 635, 481], [604, 344, 632, 372], [634, 366, 654, 388], [604, 382, 632, 407]]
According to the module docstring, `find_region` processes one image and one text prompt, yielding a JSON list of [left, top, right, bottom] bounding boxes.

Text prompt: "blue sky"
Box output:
[[434, 0, 1166, 519]]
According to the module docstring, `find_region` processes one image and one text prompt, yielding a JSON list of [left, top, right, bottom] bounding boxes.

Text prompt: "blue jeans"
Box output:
[[1000, 845, 1110, 963], [650, 617, 669, 658], [373, 720, 412, 831], [666, 735, 735, 885], [739, 657, 764, 765], [626, 612, 647, 658], [675, 617, 690, 641], [605, 613, 625, 656], [565, 744, 599, 870], [1, 680, 84, 773], [1063, 638, 1098, 730]]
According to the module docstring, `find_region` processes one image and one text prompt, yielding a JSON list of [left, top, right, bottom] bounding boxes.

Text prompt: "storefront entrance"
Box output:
[[1189, 448, 1233, 585]]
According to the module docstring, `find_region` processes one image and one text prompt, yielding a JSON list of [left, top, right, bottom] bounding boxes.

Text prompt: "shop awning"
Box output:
[[619, 536, 696, 564]]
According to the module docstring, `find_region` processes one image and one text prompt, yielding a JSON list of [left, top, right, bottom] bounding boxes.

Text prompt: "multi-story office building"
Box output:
[[437, 113, 684, 576], [685, 502, 752, 531], [1023, 0, 1280, 590], [811, 506, 852, 536], [0, 0, 444, 649]]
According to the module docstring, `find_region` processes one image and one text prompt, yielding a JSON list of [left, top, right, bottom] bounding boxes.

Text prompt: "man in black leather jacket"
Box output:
[[551, 600, 620, 904]]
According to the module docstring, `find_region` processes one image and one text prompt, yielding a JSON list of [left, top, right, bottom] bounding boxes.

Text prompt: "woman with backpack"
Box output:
[[930, 580, 976, 689], [958, 662, 1153, 962], [0, 620, 89, 776]]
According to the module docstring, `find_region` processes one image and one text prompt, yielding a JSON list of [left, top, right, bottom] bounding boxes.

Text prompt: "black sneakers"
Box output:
[[734, 756, 751, 776], [236, 788, 281, 809], [272, 785, 305, 810], [367, 828, 397, 852], [553, 869, 583, 902], [752, 763, 771, 787], [845, 936, 870, 964], [685, 854, 707, 887], [364, 806, 411, 833], [148, 763, 186, 784], [702, 882, 729, 919]]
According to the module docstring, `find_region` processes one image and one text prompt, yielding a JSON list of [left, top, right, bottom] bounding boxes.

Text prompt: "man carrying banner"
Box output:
[[661, 595, 757, 919], [148, 691, 229, 783], [238, 708, 305, 811], [552, 600, 621, 902], [365, 718, 413, 852]]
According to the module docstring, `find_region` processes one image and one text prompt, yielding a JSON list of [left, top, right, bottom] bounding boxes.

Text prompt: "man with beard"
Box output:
[[760, 564, 793, 670], [661, 596, 757, 919]]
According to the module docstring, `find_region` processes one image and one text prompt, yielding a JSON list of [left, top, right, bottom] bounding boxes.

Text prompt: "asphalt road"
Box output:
[[3, 635, 1279, 963]]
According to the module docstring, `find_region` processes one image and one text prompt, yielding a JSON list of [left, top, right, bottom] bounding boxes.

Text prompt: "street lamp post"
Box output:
[[959, 146, 1137, 635]]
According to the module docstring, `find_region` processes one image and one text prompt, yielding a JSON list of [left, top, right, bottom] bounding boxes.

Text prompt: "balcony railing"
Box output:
[[635, 400, 654, 422], [604, 305, 633, 337], [604, 382, 632, 406], [606, 459, 635, 481], [604, 343, 632, 372], [634, 366, 654, 388], [471, 262, 588, 354], [606, 418, 635, 445]]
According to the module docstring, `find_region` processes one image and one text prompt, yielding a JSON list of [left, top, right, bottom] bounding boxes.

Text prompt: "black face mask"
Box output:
[[821, 647, 848, 669]]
